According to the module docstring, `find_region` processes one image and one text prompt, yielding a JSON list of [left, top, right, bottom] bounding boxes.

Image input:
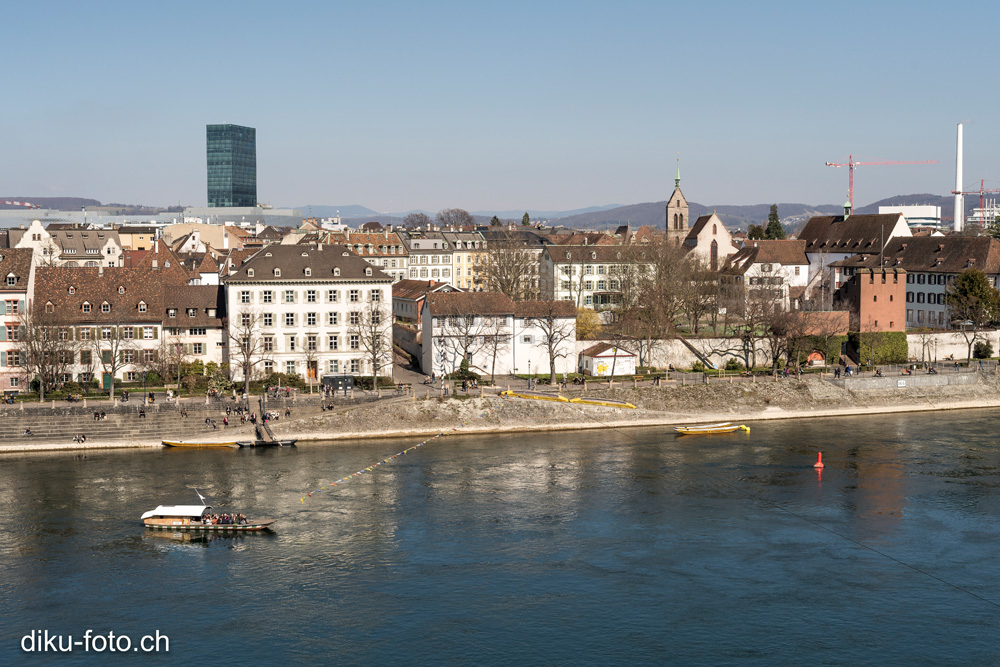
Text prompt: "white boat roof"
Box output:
[[140, 505, 211, 520]]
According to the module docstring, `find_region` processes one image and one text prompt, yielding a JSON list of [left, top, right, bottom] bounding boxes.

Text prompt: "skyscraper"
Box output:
[[206, 124, 257, 208]]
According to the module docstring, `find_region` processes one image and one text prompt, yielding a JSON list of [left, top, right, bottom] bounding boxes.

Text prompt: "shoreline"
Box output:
[[2, 392, 998, 453]]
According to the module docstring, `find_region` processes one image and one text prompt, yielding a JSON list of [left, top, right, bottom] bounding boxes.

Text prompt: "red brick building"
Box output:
[[834, 267, 906, 332]]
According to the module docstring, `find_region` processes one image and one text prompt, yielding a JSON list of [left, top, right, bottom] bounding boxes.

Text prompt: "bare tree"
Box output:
[[481, 316, 511, 382], [485, 230, 540, 300], [91, 318, 139, 400], [525, 301, 576, 385], [437, 208, 475, 228], [15, 305, 82, 400], [348, 300, 393, 385], [436, 312, 488, 374], [228, 308, 270, 398], [402, 212, 432, 228]]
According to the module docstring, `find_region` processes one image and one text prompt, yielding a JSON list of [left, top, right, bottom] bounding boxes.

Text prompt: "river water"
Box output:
[[1, 410, 999, 665]]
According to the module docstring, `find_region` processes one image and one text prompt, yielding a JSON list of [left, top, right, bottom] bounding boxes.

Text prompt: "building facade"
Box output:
[[207, 124, 257, 208]]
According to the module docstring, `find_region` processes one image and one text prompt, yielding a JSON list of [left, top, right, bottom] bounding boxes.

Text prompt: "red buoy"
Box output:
[[814, 452, 825, 469]]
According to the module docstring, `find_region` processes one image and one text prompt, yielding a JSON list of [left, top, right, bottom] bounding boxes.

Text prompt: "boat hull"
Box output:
[[143, 519, 275, 532], [236, 439, 297, 448], [162, 440, 237, 448], [675, 424, 749, 435]]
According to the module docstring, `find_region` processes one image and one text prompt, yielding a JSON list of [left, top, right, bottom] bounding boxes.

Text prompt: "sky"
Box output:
[[3, 1, 998, 214]]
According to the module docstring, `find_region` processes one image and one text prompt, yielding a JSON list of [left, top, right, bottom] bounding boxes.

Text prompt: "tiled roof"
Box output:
[[392, 279, 461, 300], [514, 300, 577, 318], [831, 236, 1000, 274], [0, 248, 33, 290], [226, 243, 393, 283], [162, 285, 225, 326], [425, 292, 514, 316], [726, 240, 808, 273], [797, 213, 903, 252], [545, 245, 643, 263], [582, 342, 635, 357], [35, 267, 166, 325]]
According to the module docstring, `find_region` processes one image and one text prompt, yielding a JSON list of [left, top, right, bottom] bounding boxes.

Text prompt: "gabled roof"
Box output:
[[582, 343, 635, 357], [798, 213, 904, 253], [0, 248, 33, 290], [726, 240, 808, 273], [513, 300, 577, 318], [392, 279, 462, 300], [425, 292, 514, 316], [163, 285, 225, 326], [35, 267, 166, 325], [831, 236, 1000, 274], [545, 245, 639, 263]]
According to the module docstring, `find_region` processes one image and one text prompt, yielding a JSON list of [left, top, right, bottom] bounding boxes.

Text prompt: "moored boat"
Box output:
[[140, 504, 275, 531], [674, 422, 750, 435], [162, 440, 237, 448], [236, 439, 297, 448]]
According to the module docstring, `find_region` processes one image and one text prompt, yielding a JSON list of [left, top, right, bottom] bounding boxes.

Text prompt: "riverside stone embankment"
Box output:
[[271, 371, 1000, 443], [4, 371, 1000, 452]]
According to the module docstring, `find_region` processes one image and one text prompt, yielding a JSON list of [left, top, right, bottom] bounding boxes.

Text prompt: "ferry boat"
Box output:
[[140, 504, 275, 532]]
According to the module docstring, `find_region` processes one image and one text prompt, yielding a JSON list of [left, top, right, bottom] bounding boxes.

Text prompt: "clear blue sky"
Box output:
[[3, 1, 996, 213]]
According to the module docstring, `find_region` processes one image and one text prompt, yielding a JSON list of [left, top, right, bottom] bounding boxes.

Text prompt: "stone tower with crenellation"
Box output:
[[665, 159, 690, 245]]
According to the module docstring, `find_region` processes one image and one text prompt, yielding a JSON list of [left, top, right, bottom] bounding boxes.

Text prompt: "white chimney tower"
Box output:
[[955, 123, 964, 233]]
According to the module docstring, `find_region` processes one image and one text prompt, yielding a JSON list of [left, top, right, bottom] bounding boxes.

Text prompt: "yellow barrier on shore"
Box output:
[[500, 391, 570, 403], [569, 397, 637, 409]]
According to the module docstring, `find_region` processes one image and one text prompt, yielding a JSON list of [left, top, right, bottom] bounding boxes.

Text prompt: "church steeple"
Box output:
[[665, 156, 690, 245], [675, 156, 681, 190]]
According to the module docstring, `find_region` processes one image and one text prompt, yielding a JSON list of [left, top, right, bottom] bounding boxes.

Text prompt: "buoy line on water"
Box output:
[[561, 402, 1000, 612]]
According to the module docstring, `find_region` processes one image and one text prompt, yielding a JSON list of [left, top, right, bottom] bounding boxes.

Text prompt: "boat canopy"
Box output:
[[140, 505, 211, 520]]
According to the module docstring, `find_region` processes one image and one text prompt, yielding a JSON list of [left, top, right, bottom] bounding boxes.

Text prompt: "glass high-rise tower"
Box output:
[[206, 124, 257, 208]]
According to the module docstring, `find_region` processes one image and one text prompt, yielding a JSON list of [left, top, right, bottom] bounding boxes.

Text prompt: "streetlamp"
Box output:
[[527, 360, 531, 388]]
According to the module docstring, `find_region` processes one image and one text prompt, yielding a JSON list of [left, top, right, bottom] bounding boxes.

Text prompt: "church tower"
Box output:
[[665, 159, 690, 245]]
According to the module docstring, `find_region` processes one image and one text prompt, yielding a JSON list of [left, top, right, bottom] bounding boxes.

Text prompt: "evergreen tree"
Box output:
[[747, 224, 765, 240], [490, 215, 501, 227], [764, 204, 785, 239], [522, 212, 530, 226]]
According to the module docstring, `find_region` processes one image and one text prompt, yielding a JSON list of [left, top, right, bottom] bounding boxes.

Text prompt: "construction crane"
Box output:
[[951, 179, 1000, 212], [825, 155, 938, 209], [0, 200, 40, 209]]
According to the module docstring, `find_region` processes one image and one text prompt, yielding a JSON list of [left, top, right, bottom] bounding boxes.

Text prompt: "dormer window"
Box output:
[[591, 251, 597, 260], [188, 308, 197, 317], [264, 252, 272, 257], [82, 301, 91, 313], [334, 267, 341, 277], [247, 268, 254, 278], [273, 268, 281, 277], [168, 308, 177, 318], [101, 302, 111, 313], [118, 286, 125, 294], [5, 274, 15, 287], [138, 301, 147, 313], [304, 267, 312, 277], [365, 267, 372, 276], [45, 302, 54, 313]]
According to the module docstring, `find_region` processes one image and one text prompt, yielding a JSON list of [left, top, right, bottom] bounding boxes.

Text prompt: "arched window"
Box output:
[[712, 224, 717, 234], [673, 214, 678, 229], [710, 240, 719, 271], [680, 214, 684, 226]]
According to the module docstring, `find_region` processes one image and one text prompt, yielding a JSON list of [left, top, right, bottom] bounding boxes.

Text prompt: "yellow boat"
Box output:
[[162, 440, 238, 448], [500, 390, 569, 403], [674, 422, 750, 435], [569, 397, 637, 409]]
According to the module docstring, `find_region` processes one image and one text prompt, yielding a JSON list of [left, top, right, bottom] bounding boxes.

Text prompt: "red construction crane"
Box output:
[[825, 155, 938, 209], [0, 200, 40, 209], [951, 179, 1000, 212]]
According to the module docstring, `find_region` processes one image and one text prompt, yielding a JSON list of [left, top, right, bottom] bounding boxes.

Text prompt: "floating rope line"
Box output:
[[300, 399, 510, 503], [561, 401, 1000, 611]]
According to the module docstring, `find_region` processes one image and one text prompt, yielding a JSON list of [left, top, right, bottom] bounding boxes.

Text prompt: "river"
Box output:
[[1, 410, 999, 665]]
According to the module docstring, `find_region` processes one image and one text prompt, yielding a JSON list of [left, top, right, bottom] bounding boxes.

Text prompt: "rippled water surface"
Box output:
[[2, 411, 1000, 665]]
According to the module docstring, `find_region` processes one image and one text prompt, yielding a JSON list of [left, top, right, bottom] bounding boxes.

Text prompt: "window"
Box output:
[[328, 335, 338, 350], [349, 334, 360, 350], [906, 292, 914, 303], [126, 371, 136, 381], [79, 328, 91, 341], [101, 302, 111, 313], [101, 326, 112, 340], [263, 360, 274, 374], [285, 313, 295, 326], [82, 302, 91, 313], [138, 301, 147, 313], [371, 291, 381, 302], [10, 377, 17, 388], [917, 274, 925, 284], [286, 361, 296, 375], [122, 350, 135, 363], [304, 268, 311, 277], [247, 269, 254, 278], [287, 336, 297, 352], [189, 328, 206, 336], [58, 329, 68, 341], [124, 327, 134, 339], [917, 293, 925, 303], [349, 289, 360, 303], [240, 291, 250, 304], [274, 268, 281, 277], [263, 336, 274, 352], [522, 335, 533, 343], [307, 335, 317, 351], [263, 313, 273, 327], [307, 313, 317, 326], [187, 308, 197, 318], [307, 290, 317, 303], [143, 326, 153, 340], [192, 343, 204, 355], [262, 291, 273, 303], [241, 313, 251, 327], [284, 290, 295, 303], [327, 312, 339, 326], [349, 311, 359, 325], [350, 359, 360, 374], [8, 351, 20, 366], [143, 350, 156, 363], [168, 308, 177, 318], [327, 290, 339, 303], [328, 360, 339, 373]]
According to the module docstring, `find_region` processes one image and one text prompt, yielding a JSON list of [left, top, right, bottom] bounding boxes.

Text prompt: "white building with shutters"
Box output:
[[224, 243, 394, 383], [0, 249, 35, 394]]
